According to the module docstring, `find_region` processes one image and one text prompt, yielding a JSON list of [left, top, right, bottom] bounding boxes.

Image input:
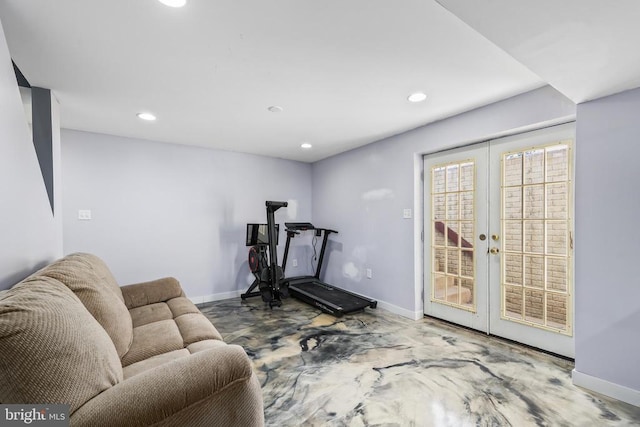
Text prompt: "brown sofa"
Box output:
[[0, 253, 264, 426]]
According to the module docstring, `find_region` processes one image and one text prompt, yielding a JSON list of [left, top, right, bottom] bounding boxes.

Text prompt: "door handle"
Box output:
[[489, 247, 500, 255]]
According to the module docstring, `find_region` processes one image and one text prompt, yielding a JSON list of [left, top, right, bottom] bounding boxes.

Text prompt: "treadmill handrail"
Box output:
[[281, 225, 338, 279]]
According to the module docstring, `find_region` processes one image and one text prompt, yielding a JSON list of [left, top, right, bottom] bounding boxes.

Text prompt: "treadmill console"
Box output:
[[285, 222, 315, 231]]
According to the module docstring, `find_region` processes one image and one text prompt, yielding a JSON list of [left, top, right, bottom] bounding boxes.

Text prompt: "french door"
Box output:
[[423, 123, 575, 358]]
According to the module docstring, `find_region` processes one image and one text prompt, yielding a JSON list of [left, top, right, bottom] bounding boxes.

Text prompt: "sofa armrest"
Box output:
[[70, 345, 264, 427], [120, 277, 185, 309]]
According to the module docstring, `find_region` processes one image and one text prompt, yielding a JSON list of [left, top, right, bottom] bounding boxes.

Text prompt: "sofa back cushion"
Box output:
[[38, 253, 133, 358], [0, 276, 123, 414]]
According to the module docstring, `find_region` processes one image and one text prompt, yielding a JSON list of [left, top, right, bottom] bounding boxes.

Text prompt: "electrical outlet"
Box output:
[[366, 268, 372, 279], [78, 209, 92, 220], [292, 259, 298, 267], [403, 208, 412, 219]]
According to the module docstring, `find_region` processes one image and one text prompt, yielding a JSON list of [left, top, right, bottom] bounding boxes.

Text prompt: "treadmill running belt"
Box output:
[[289, 280, 374, 315]]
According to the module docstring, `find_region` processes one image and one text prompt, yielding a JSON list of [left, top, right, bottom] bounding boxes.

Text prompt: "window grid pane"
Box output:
[[431, 161, 475, 311], [502, 143, 571, 334]]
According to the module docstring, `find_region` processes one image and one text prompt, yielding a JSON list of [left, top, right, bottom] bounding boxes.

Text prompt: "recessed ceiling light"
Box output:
[[158, 0, 187, 7], [300, 143, 312, 149], [137, 112, 157, 121], [268, 106, 283, 113], [407, 92, 427, 103]]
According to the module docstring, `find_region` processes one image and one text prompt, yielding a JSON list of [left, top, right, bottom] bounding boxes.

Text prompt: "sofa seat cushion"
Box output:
[[123, 340, 230, 379], [129, 302, 173, 327], [37, 253, 133, 359], [123, 349, 190, 379], [122, 319, 185, 366], [187, 339, 229, 354], [166, 297, 222, 341], [123, 297, 223, 366], [167, 297, 202, 317], [0, 276, 123, 414], [176, 313, 223, 345]]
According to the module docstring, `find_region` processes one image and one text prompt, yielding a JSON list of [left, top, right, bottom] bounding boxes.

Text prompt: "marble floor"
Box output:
[[198, 298, 640, 426]]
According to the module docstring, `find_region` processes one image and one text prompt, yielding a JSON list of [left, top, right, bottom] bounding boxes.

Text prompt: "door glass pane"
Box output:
[[434, 222, 445, 246], [460, 221, 474, 248], [460, 162, 474, 191], [546, 293, 567, 329], [546, 183, 568, 219], [446, 193, 459, 220], [501, 143, 572, 334], [524, 149, 544, 184], [461, 278, 474, 307], [504, 285, 523, 320], [431, 160, 475, 311], [433, 274, 446, 302], [524, 185, 544, 219], [504, 254, 522, 286], [504, 153, 522, 186], [524, 255, 544, 288], [447, 222, 459, 247], [524, 289, 544, 325], [504, 187, 522, 219], [546, 222, 567, 256], [524, 221, 544, 253], [460, 191, 474, 220], [446, 165, 459, 192], [546, 145, 568, 182], [504, 220, 522, 252], [434, 248, 446, 273], [461, 250, 474, 277], [433, 194, 446, 220], [433, 167, 446, 192], [447, 248, 459, 275], [546, 258, 567, 292], [447, 277, 461, 304]]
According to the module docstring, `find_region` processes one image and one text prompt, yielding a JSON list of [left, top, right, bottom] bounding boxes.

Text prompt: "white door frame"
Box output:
[[488, 123, 575, 357], [423, 142, 489, 333], [423, 123, 575, 358]]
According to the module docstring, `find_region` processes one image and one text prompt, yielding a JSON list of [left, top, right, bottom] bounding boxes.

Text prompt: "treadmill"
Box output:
[[281, 222, 377, 316]]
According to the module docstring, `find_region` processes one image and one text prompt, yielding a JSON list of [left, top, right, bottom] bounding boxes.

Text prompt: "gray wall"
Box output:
[[0, 20, 62, 289], [575, 87, 640, 393], [313, 83, 640, 402], [61, 130, 313, 300], [6, 2, 635, 398], [312, 85, 576, 316]]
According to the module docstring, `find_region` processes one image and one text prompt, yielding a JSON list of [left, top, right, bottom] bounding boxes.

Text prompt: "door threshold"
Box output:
[[423, 314, 574, 362]]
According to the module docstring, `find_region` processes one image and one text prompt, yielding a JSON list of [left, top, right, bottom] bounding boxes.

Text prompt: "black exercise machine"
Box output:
[[240, 201, 288, 307], [281, 222, 377, 316], [240, 201, 376, 316]]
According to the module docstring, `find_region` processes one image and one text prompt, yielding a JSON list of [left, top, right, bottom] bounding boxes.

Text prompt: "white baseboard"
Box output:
[[572, 369, 640, 407], [375, 299, 423, 320], [189, 290, 242, 305]]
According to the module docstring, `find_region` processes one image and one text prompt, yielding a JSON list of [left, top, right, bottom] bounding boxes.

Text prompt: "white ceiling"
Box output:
[[1, 1, 639, 162], [436, 0, 640, 104]]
